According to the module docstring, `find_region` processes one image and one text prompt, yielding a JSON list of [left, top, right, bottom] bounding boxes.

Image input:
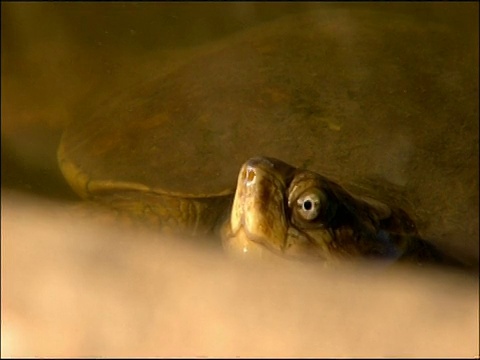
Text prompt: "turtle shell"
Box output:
[[58, 6, 478, 260]]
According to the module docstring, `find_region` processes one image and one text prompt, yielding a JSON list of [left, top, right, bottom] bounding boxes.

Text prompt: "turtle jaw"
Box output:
[[223, 157, 295, 260]]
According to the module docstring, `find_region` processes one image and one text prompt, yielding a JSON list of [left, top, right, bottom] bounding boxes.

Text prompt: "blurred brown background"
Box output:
[[2, 2, 477, 201], [1, 2, 325, 200]]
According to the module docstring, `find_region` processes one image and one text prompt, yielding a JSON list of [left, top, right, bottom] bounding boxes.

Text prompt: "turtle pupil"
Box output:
[[303, 200, 312, 211]]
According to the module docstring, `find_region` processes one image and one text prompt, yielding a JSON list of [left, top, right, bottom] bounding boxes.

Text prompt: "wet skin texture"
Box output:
[[223, 157, 465, 268]]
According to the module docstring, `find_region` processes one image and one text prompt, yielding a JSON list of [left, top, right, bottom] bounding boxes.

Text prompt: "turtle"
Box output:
[[221, 156, 464, 266], [57, 6, 478, 267]]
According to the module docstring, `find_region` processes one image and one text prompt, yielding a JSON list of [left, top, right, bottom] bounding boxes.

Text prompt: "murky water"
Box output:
[[1, 2, 328, 199], [1, 3, 479, 357], [2, 2, 478, 200]]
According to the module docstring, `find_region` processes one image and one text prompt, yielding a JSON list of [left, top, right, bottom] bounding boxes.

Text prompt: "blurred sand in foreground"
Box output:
[[1, 190, 478, 358]]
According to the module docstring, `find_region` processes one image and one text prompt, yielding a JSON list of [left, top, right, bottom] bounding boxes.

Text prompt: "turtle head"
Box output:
[[222, 156, 420, 263]]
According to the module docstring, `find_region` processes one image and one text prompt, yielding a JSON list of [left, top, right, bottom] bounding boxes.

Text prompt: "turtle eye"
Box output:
[[295, 190, 323, 221]]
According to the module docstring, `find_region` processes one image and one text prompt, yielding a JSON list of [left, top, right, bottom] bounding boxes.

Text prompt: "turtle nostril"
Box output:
[[246, 167, 256, 184], [240, 168, 247, 181]]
